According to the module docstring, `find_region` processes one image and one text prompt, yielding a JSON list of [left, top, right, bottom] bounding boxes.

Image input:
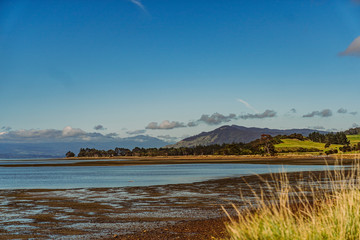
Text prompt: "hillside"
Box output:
[[168, 125, 326, 148], [275, 135, 359, 154], [275, 139, 343, 153], [347, 135, 360, 144]]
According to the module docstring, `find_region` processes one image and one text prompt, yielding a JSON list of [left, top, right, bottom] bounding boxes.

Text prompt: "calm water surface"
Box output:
[[0, 160, 339, 189]]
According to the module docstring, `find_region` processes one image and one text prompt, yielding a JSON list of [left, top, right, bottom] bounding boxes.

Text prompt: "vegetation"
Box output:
[[65, 151, 75, 158], [308, 131, 349, 145], [345, 127, 360, 135], [71, 136, 280, 158], [274, 139, 341, 153], [67, 132, 357, 158], [223, 162, 360, 240], [347, 135, 360, 144]]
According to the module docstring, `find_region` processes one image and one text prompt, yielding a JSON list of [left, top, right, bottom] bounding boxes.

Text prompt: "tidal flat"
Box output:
[[0, 167, 347, 239]]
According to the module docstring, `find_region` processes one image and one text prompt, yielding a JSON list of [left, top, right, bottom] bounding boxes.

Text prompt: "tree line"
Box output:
[[66, 134, 279, 158], [65, 132, 353, 158], [308, 132, 349, 145], [344, 127, 360, 135]]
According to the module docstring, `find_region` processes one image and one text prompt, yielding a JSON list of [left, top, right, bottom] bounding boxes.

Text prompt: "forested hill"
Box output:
[[345, 127, 360, 135], [168, 125, 327, 148]]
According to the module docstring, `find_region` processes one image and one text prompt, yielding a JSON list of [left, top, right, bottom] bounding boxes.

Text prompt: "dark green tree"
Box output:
[[65, 151, 75, 158]]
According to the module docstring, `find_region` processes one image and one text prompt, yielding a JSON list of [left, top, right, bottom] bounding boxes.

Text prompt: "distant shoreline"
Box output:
[[1, 154, 358, 167]]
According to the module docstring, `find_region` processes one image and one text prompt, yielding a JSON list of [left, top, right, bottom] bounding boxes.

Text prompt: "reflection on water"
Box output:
[[0, 158, 128, 165], [0, 162, 339, 189]]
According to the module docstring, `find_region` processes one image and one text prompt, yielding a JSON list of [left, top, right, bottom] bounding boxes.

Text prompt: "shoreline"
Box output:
[[1, 154, 358, 167], [0, 169, 346, 239]]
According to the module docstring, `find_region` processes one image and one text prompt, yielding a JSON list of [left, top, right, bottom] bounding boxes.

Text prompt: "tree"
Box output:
[[260, 134, 276, 156], [66, 151, 75, 158]]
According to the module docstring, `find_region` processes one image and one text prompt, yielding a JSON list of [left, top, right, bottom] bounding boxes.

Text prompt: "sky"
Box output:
[[0, 0, 360, 143]]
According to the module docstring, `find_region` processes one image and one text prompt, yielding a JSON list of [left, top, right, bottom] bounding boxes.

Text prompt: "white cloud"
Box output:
[[339, 36, 360, 56], [62, 126, 86, 137], [129, 0, 147, 13], [0, 126, 118, 143], [237, 98, 259, 113], [146, 120, 186, 130]]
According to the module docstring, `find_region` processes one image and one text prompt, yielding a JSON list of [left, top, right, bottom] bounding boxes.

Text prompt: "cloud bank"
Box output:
[[290, 108, 297, 113], [146, 120, 186, 130], [157, 135, 178, 142], [127, 129, 146, 135], [198, 113, 237, 125], [1, 126, 11, 131], [94, 124, 106, 131], [146, 110, 277, 130], [303, 109, 332, 118], [0, 126, 118, 143], [339, 36, 360, 56], [238, 110, 277, 119], [337, 108, 347, 114], [308, 126, 325, 130]]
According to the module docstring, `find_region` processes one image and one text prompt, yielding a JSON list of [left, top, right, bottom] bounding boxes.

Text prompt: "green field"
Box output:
[[275, 139, 342, 152], [275, 135, 360, 154], [347, 135, 360, 144]]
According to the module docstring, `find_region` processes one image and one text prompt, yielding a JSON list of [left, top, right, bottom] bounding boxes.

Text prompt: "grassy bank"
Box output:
[[347, 134, 360, 144], [274, 135, 360, 155], [275, 138, 343, 151], [223, 161, 360, 240]]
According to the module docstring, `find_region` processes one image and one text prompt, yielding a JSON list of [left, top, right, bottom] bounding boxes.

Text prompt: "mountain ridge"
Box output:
[[0, 135, 170, 159], [168, 125, 327, 148]]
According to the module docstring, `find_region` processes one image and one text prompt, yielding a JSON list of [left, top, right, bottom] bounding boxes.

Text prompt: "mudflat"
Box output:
[[0, 168, 343, 239]]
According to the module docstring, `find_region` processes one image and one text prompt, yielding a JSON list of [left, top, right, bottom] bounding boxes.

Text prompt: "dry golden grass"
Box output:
[[223, 159, 360, 240]]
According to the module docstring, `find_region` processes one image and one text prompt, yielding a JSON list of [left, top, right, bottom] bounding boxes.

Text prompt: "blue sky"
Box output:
[[0, 0, 359, 143]]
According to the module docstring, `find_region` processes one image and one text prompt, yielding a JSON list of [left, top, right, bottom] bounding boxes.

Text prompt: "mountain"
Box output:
[[0, 135, 170, 159], [168, 125, 327, 148]]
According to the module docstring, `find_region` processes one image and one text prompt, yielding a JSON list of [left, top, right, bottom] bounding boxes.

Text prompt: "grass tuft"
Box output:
[[223, 160, 360, 240]]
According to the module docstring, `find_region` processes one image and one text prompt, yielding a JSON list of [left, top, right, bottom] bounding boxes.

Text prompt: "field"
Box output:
[[274, 135, 360, 154], [347, 134, 360, 144], [275, 139, 342, 152]]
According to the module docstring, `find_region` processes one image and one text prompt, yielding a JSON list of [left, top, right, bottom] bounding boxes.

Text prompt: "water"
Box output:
[[0, 161, 338, 189], [0, 158, 128, 165]]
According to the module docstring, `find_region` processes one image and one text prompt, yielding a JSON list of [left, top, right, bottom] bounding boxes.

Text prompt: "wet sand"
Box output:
[[0, 168, 340, 239]]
